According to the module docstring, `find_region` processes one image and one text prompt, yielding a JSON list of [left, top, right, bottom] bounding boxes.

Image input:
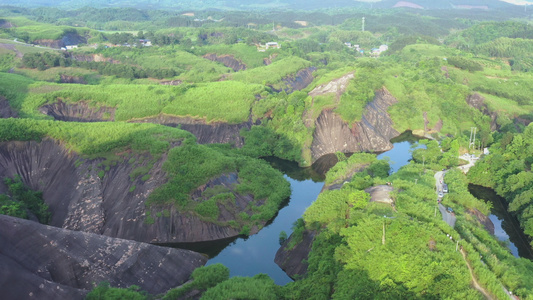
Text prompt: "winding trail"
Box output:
[[460, 248, 493, 299], [435, 165, 514, 299], [434, 169, 491, 298]]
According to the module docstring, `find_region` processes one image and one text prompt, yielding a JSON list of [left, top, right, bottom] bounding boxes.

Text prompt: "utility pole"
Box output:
[[469, 127, 476, 149], [382, 220, 385, 245], [456, 240, 459, 251], [362, 17, 365, 32], [435, 206, 437, 218]]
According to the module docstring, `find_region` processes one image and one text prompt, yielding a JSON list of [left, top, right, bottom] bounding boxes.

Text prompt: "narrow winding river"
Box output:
[[204, 132, 423, 285], [468, 185, 533, 260], [196, 132, 532, 285]]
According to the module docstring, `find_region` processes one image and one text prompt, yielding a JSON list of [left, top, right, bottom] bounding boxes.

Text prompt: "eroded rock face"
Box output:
[[274, 230, 315, 279], [40, 100, 115, 122], [33, 33, 87, 49], [310, 88, 399, 163], [308, 72, 354, 98], [0, 96, 17, 118], [133, 115, 252, 148], [466, 93, 498, 131], [468, 208, 495, 235], [263, 53, 278, 66], [203, 54, 246, 71], [0, 214, 206, 299], [273, 67, 316, 93], [59, 74, 87, 84], [39, 102, 250, 147], [67, 53, 119, 64], [0, 139, 257, 242]]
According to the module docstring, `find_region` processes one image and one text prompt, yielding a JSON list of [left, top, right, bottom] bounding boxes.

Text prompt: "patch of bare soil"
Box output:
[[0, 43, 23, 58]]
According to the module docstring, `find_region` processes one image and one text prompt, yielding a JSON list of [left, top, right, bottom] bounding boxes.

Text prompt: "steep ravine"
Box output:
[[39, 103, 251, 147], [0, 139, 255, 243], [0, 214, 206, 298], [310, 88, 399, 163], [132, 115, 253, 148]]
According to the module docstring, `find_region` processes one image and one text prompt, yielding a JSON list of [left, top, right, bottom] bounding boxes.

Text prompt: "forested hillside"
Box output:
[[2, 2, 533, 299]]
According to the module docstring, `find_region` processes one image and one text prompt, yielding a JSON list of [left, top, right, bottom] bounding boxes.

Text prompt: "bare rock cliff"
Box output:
[[203, 54, 246, 71], [310, 88, 399, 163], [40, 100, 115, 122], [274, 230, 316, 279], [275, 67, 316, 93], [466, 93, 498, 131], [0, 214, 206, 299], [132, 115, 252, 147], [0, 139, 255, 243], [0, 96, 17, 118], [32, 33, 87, 49]]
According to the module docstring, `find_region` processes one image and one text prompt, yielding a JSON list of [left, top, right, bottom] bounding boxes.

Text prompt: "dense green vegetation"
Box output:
[[2, 3, 533, 299], [469, 123, 533, 247], [0, 175, 51, 224]]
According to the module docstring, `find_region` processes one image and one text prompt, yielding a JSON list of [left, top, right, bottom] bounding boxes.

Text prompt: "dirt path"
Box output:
[[460, 248, 493, 299], [0, 43, 23, 58]]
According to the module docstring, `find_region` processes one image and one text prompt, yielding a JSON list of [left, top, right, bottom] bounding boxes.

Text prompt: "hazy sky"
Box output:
[[499, 0, 533, 4]]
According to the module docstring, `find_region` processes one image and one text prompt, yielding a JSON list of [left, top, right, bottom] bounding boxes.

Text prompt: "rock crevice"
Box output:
[[0, 139, 257, 243]]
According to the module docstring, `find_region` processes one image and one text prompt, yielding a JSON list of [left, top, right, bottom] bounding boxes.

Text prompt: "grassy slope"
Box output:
[[0, 72, 265, 123]]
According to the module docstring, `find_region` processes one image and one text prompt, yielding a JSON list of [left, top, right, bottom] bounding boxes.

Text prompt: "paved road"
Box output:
[[434, 171, 456, 227], [438, 203, 456, 227]]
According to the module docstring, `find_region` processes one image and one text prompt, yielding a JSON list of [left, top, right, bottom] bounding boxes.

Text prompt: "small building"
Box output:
[[139, 39, 152, 46], [65, 45, 78, 50], [266, 42, 280, 49]]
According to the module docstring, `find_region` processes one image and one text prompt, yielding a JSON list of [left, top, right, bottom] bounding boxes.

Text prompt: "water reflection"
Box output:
[[171, 132, 425, 285], [205, 175, 324, 285], [469, 185, 533, 259], [378, 131, 425, 174]]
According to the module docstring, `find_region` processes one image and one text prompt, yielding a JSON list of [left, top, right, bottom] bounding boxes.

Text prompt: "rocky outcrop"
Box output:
[[0, 139, 258, 243], [263, 53, 278, 66], [366, 185, 394, 205], [274, 67, 316, 93], [161, 79, 183, 86], [39, 100, 115, 122], [310, 88, 400, 163], [0, 19, 14, 28], [33, 33, 87, 49], [132, 114, 252, 148], [39, 103, 249, 147], [468, 208, 495, 235], [466, 93, 498, 131], [0, 96, 17, 118], [0, 214, 206, 299], [67, 53, 119, 64], [59, 74, 87, 84], [203, 54, 246, 72], [274, 230, 315, 279], [309, 72, 355, 99]]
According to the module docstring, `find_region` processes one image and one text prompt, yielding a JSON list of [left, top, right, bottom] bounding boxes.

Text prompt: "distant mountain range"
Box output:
[[0, 0, 529, 10]]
